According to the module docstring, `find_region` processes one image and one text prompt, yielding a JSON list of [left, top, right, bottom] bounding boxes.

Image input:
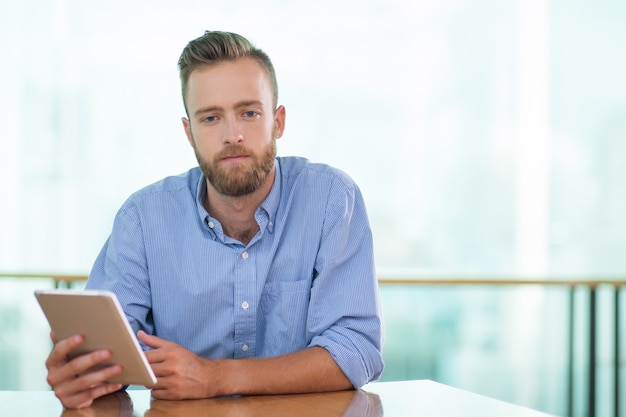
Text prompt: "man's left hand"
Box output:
[[138, 330, 221, 400]]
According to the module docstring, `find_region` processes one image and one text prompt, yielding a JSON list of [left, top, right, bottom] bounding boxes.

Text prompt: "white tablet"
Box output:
[[34, 289, 157, 386]]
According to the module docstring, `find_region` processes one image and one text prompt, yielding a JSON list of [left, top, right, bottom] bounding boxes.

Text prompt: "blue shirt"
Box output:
[[86, 156, 384, 388]]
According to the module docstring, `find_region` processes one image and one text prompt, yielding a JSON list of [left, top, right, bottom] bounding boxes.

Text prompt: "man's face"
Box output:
[[182, 57, 285, 197]]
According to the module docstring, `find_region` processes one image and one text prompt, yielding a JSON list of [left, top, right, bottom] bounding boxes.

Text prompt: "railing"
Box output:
[[0, 273, 88, 288], [1, 272, 624, 417], [380, 278, 625, 417]]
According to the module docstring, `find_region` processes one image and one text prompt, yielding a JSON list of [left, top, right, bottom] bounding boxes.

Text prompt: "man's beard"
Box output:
[[195, 140, 276, 197]]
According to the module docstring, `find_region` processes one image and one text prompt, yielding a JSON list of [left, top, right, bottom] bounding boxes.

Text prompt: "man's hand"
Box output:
[[138, 330, 218, 400], [45, 332, 123, 409], [138, 331, 352, 401]]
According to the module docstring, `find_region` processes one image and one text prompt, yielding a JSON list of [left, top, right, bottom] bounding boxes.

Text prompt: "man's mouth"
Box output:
[[220, 154, 249, 162]]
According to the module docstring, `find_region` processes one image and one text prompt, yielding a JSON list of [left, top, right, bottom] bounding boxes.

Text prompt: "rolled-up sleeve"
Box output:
[[307, 177, 384, 388]]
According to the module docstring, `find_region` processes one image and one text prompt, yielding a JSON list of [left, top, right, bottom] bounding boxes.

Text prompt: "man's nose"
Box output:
[[223, 121, 244, 144]]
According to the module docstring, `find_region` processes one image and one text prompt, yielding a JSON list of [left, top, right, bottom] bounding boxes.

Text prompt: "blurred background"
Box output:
[[0, 0, 624, 416]]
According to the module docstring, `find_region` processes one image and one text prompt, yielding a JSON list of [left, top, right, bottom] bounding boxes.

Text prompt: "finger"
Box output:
[[47, 349, 114, 387], [50, 331, 58, 344], [54, 363, 123, 400], [150, 380, 180, 400], [147, 373, 169, 390], [144, 348, 174, 369], [146, 360, 174, 378], [58, 381, 123, 409], [150, 387, 172, 400], [45, 334, 84, 370], [137, 330, 170, 348]]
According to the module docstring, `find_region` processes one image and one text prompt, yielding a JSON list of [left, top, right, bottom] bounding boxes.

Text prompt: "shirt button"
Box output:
[[242, 251, 249, 260], [208, 221, 215, 228], [242, 344, 249, 352], [268, 221, 273, 227], [241, 301, 249, 309]]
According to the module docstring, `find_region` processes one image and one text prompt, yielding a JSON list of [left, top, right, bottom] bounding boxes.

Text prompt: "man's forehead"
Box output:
[[189, 58, 269, 86], [186, 58, 272, 106]]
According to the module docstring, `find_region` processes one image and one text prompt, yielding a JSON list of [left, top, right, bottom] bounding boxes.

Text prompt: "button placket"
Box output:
[[233, 247, 255, 358]]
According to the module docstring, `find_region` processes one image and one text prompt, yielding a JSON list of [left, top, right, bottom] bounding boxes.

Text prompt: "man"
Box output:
[[45, 31, 384, 409]]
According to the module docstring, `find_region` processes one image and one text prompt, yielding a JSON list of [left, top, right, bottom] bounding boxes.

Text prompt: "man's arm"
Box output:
[[302, 174, 385, 388], [139, 331, 352, 400]]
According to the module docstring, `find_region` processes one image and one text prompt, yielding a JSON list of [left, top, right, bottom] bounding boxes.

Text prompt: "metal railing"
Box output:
[[379, 278, 624, 417]]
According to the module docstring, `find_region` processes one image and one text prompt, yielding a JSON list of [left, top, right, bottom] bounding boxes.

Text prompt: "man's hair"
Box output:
[[178, 31, 278, 115]]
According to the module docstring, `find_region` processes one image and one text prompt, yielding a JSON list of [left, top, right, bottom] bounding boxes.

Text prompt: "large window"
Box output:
[[3, 0, 625, 275]]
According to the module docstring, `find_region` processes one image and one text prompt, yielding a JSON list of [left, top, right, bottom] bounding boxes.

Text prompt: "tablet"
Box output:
[[34, 289, 157, 386]]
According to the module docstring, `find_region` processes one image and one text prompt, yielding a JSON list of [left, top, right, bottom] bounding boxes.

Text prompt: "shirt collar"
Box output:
[[257, 159, 281, 234], [195, 172, 215, 236]]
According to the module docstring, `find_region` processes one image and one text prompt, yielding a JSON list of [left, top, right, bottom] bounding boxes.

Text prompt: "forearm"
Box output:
[[216, 347, 352, 396]]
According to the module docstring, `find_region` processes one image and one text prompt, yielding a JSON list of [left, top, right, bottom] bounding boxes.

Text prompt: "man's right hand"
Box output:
[[45, 332, 124, 409]]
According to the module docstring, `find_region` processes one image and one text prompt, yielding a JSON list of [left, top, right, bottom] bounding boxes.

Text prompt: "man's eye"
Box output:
[[203, 115, 218, 123], [243, 111, 258, 118]]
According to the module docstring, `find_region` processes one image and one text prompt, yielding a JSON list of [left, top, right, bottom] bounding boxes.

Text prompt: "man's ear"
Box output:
[[182, 117, 194, 146], [273, 105, 286, 139]]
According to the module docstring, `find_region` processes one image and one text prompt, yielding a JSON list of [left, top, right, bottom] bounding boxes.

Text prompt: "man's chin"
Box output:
[[211, 173, 263, 197], [217, 183, 260, 197], [217, 160, 253, 174]]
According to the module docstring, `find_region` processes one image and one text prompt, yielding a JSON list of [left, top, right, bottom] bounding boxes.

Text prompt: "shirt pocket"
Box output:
[[258, 279, 311, 356]]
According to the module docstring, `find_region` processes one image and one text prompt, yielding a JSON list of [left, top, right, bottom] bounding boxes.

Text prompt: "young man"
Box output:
[[45, 31, 384, 409]]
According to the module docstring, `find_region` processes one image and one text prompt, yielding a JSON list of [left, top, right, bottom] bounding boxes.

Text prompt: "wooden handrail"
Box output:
[[378, 278, 626, 287], [1, 272, 625, 287], [0, 273, 88, 279]]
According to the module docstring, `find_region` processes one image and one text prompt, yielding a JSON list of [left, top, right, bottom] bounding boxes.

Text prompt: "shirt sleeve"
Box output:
[[85, 200, 154, 338], [306, 176, 385, 388]]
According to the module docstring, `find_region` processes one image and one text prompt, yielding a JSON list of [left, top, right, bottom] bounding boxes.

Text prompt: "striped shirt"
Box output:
[[86, 156, 384, 388]]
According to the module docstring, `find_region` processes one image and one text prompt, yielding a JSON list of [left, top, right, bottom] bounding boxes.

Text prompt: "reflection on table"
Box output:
[[0, 380, 556, 417]]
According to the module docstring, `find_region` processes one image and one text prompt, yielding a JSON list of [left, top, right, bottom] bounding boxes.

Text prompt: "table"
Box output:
[[0, 380, 557, 416]]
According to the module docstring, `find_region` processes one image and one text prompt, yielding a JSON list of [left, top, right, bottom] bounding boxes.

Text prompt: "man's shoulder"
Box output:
[[122, 167, 202, 210], [277, 156, 355, 188], [132, 167, 201, 195]]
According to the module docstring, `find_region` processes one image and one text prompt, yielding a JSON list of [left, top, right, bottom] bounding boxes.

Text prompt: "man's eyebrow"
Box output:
[[193, 106, 222, 118], [192, 100, 265, 118], [234, 100, 264, 109]]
